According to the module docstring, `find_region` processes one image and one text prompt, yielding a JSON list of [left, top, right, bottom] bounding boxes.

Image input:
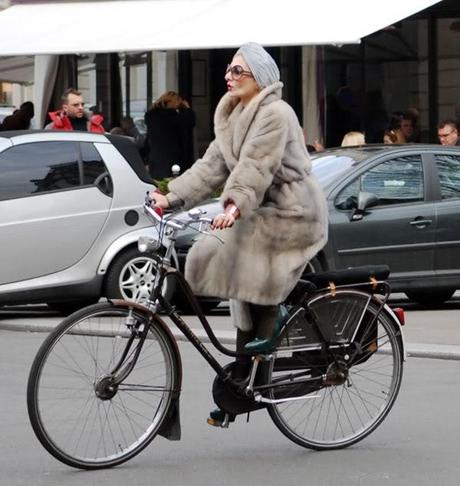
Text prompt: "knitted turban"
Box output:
[[236, 42, 280, 89]]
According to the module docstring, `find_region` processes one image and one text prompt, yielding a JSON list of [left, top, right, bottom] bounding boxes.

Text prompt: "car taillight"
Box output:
[[392, 307, 405, 326]]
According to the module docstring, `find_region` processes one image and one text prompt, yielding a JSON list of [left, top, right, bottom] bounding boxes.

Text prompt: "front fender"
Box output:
[[97, 228, 179, 274]]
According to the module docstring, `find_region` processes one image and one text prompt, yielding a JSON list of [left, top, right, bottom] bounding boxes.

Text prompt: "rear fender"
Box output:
[[373, 296, 406, 361]]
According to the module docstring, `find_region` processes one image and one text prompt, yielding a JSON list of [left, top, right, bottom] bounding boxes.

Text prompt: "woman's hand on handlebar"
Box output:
[[211, 203, 240, 230], [149, 191, 170, 209], [211, 213, 236, 230]]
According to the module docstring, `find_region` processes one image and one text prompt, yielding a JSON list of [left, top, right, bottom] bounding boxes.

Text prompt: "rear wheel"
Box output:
[[266, 291, 404, 450], [27, 302, 180, 469]]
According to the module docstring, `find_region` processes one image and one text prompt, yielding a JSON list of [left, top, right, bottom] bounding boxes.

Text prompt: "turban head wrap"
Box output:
[[235, 42, 280, 89]]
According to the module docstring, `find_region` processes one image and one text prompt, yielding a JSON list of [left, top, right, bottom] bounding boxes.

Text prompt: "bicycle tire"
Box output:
[[266, 290, 404, 450], [27, 302, 180, 469]]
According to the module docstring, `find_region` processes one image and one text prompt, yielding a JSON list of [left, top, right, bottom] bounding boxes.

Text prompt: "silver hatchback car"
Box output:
[[0, 130, 167, 312]]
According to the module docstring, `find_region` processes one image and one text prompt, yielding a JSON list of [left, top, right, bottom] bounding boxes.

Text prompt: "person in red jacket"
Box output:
[[46, 88, 105, 133]]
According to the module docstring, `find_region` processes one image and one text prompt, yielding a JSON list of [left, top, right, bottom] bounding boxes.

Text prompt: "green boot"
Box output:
[[244, 305, 289, 353]]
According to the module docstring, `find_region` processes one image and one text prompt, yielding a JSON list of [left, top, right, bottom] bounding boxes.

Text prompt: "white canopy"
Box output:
[[0, 55, 34, 83], [0, 0, 442, 56]]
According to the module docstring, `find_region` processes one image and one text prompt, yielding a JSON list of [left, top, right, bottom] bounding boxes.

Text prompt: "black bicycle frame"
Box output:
[[152, 265, 245, 382]]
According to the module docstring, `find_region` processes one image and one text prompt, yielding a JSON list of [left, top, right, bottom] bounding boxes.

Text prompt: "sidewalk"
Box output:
[[1, 298, 460, 360]]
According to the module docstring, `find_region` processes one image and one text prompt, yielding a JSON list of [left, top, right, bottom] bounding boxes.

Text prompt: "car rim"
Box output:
[[119, 256, 166, 302]]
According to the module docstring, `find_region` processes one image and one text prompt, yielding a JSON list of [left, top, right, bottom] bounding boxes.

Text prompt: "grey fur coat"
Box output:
[[168, 82, 328, 324]]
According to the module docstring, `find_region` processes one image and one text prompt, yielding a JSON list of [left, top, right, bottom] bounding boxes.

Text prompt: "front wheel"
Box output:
[[266, 291, 404, 450], [27, 302, 180, 469]]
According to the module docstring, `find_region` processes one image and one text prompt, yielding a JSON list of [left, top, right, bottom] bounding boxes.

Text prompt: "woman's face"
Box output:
[[225, 55, 260, 105]]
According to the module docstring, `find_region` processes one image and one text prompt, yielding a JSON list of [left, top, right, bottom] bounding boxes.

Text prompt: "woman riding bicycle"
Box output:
[[150, 42, 328, 422]]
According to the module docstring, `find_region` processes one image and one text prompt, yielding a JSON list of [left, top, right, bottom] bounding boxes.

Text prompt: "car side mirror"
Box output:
[[351, 191, 379, 221]]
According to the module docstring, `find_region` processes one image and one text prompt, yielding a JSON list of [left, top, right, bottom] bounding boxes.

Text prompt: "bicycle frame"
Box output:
[[152, 264, 246, 383]]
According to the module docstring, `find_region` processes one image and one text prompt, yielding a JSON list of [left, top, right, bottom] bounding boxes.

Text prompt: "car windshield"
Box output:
[[311, 149, 373, 188]]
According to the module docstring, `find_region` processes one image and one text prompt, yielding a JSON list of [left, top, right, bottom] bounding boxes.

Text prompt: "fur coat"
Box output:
[[168, 82, 328, 321]]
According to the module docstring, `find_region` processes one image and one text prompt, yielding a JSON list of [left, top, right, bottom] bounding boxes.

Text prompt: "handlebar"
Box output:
[[143, 192, 213, 231]]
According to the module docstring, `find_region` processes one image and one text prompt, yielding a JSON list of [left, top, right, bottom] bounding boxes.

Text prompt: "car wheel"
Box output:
[[105, 247, 173, 303], [405, 288, 455, 306], [47, 298, 100, 315]]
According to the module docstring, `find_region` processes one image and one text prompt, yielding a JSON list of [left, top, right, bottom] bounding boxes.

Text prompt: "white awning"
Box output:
[[0, 0, 442, 56], [0, 55, 34, 83]]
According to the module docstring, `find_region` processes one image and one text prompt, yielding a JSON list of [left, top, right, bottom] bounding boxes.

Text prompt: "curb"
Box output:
[[1, 321, 460, 361]]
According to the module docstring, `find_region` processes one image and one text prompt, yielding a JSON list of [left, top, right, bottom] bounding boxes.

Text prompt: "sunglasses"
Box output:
[[225, 64, 253, 80]]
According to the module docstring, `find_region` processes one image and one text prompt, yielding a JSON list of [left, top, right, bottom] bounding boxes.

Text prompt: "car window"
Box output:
[[0, 141, 80, 201], [311, 155, 356, 188], [335, 155, 424, 209], [434, 154, 460, 200], [80, 142, 107, 183], [80, 142, 113, 197]]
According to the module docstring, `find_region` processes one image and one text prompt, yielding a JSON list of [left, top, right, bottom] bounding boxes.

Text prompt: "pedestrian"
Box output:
[[111, 115, 148, 162], [0, 101, 34, 130], [46, 88, 105, 133], [383, 128, 405, 144], [437, 120, 459, 146], [144, 91, 195, 180], [149, 42, 328, 425], [399, 113, 416, 143], [341, 131, 365, 147]]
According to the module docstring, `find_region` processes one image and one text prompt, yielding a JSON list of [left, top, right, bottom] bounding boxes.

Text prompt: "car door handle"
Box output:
[[409, 219, 432, 227]]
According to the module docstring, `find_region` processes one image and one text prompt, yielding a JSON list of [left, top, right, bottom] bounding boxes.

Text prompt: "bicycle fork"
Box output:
[[94, 310, 150, 399]]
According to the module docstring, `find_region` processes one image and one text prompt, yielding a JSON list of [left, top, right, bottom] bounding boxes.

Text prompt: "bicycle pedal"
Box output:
[[207, 413, 232, 428]]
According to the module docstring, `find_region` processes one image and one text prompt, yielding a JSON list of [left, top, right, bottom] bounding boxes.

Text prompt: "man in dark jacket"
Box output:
[[46, 88, 104, 133], [0, 101, 34, 130]]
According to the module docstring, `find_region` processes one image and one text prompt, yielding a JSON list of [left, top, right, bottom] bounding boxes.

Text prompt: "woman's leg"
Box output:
[[249, 303, 279, 341], [232, 328, 255, 380]]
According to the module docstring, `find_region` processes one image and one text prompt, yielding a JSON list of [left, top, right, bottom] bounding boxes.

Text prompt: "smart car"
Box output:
[[0, 130, 168, 312]]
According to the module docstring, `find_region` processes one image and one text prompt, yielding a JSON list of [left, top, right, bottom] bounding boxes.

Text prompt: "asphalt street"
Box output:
[[0, 329, 459, 486]]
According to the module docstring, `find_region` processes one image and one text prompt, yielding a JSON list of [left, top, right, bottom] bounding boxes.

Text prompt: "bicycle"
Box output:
[[27, 197, 405, 470]]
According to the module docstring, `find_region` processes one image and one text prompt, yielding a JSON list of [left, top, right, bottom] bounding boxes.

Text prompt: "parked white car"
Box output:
[[0, 130, 170, 313]]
